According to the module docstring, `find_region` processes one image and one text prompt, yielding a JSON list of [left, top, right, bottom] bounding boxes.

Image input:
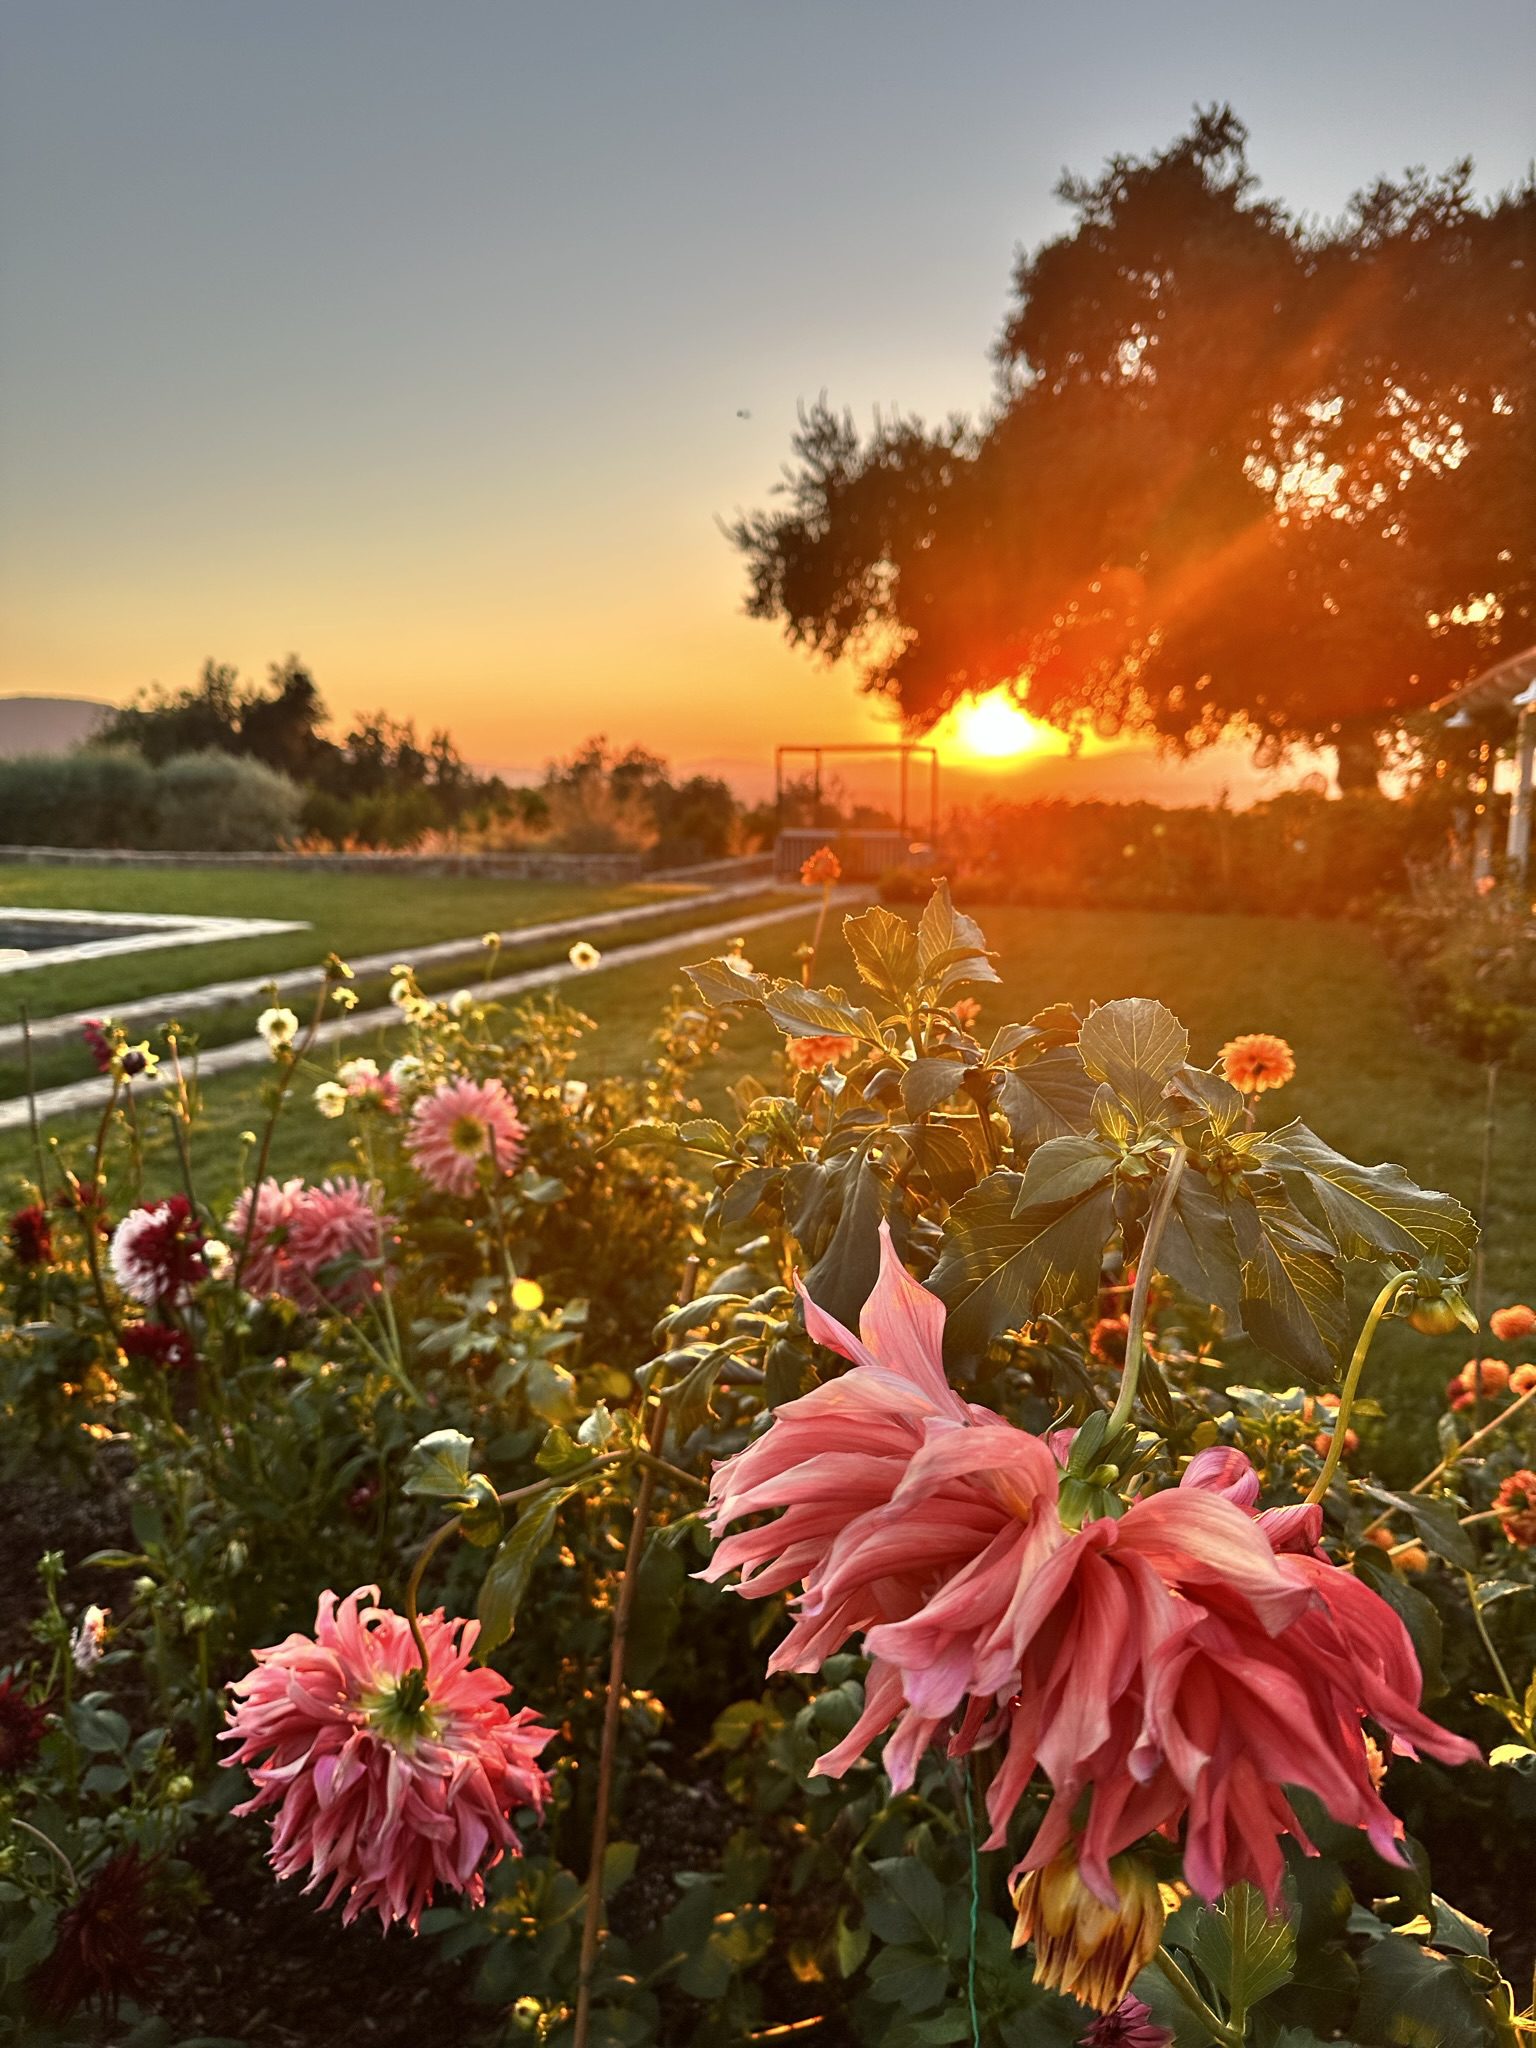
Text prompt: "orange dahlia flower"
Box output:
[[1495, 1471, 1536, 1549], [1490, 1304, 1536, 1342], [786, 1033, 859, 1072], [799, 846, 842, 887], [1219, 1032, 1296, 1095]]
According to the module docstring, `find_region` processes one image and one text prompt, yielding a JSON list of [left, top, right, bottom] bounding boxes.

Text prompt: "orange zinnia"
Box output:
[[1219, 1033, 1296, 1095], [799, 846, 842, 888]]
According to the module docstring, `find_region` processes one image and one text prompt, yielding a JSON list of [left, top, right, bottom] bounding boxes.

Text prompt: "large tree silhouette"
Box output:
[[731, 109, 1535, 786]]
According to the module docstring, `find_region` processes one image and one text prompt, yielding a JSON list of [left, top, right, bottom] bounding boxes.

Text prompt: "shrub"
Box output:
[[0, 746, 301, 852]]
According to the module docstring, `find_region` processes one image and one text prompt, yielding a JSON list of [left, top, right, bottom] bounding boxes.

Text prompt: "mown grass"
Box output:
[[0, 864, 677, 1028], [0, 884, 792, 1099], [4, 897, 1528, 1478]]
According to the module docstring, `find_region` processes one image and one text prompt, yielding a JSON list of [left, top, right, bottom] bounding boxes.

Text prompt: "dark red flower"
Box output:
[[1090, 1315, 1129, 1365], [347, 1476, 381, 1518], [1081, 1997, 1173, 2048], [109, 1196, 207, 1306], [6, 1204, 52, 1267], [0, 1674, 49, 1775], [30, 1847, 162, 2020], [119, 1322, 198, 1372], [81, 1019, 114, 1074]]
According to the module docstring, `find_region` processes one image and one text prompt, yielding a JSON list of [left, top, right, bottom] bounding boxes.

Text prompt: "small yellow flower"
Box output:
[[511, 1278, 545, 1313]]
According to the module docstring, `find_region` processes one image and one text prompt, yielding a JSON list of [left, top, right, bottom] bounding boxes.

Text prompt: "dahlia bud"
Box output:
[[1012, 1848, 1164, 2013]]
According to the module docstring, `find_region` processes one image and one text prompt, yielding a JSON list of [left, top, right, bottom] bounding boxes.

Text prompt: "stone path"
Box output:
[[0, 877, 780, 1059], [0, 892, 842, 1132]]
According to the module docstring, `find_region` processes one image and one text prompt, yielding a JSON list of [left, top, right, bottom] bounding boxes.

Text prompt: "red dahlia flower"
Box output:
[[5, 1203, 52, 1266], [30, 1847, 161, 2020], [223, 1588, 552, 1930], [108, 1196, 207, 1307], [0, 1672, 49, 1775]]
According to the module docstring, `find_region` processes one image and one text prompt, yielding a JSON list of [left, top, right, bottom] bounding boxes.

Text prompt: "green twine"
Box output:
[[962, 1761, 982, 2048]]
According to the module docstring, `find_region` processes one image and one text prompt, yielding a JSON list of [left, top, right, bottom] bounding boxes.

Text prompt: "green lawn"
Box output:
[[5, 899, 1528, 1477], [0, 866, 779, 1098], [0, 864, 676, 1027]]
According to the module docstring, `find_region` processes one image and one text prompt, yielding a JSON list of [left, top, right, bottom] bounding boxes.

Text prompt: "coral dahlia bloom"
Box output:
[[1495, 1470, 1536, 1548], [1511, 1364, 1536, 1397], [705, 1233, 1476, 1914], [223, 1588, 552, 1931], [109, 1196, 207, 1306], [1219, 1032, 1296, 1094], [1491, 1303, 1536, 1342], [228, 1177, 391, 1312], [799, 846, 842, 887], [785, 1033, 860, 1072], [406, 1076, 526, 1196]]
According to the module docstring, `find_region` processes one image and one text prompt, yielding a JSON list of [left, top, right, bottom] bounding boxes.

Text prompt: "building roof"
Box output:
[[1430, 643, 1536, 718]]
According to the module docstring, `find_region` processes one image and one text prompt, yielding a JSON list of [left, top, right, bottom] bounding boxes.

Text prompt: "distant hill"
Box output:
[[0, 696, 112, 757]]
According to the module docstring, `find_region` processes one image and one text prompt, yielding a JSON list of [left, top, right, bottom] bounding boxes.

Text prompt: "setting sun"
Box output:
[[949, 691, 1048, 761]]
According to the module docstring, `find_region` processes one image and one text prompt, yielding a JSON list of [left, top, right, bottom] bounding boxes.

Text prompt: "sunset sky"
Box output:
[[2, 1, 1532, 799]]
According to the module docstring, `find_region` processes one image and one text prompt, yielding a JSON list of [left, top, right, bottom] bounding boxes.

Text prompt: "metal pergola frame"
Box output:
[[773, 742, 939, 839]]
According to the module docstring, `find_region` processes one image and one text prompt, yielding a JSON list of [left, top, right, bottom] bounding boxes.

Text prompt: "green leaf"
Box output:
[[1228, 1193, 1345, 1384], [1159, 1171, 1245, 1324], [1011, 1133, 1116, 1211], [996, 1048, 1097, 1148], [985, 1005, 1080, 1064], [601, 1120, 683, 1154], [402, 1428, 477, 1502], [916, 879, 1000, 995], [759, 979, 883, 1044], [1077, 997, 1190, 1128], [1354, 1933, 1497, 2048], [677, 1117, 736, 1156], [1354, 1545, 1445, 1695], [1428, 1897, 1491, 1957], [1188, 1884, 1296, 2017], [475, 1486, 572, 1657], [900, 1056, 968, 1118], [929, 1169, 1117, 1363], [670, 1342, 736, 1441], [1163, 1062, 1246, 1135], [844, 903, 920, 1001], [1263, 1123, 1477, 1269], [1355, 1485, 1477, 1570], [686, 956, 767, 1009]]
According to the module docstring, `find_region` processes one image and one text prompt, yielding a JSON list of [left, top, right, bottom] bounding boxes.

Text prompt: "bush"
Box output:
[[0, 746, 302, 852], [151, 750, 303, 851]]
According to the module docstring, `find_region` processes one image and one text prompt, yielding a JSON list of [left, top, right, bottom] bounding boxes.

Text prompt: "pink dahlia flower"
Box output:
[[109, 1196, 207, 1306], [223, 1587, 552, 1930], [406, 1076, 526, 1197], [704, 1227, 1477, 1910], [228, 1177, 391, 1312]]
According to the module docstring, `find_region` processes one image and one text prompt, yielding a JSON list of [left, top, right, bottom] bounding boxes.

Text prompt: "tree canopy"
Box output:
[[730, 108, 1535, 784]]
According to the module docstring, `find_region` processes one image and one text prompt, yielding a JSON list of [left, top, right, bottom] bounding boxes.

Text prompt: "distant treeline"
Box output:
[[80, 659, 744, 863]]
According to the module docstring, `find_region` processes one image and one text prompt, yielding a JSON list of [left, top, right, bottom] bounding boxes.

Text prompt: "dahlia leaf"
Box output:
[[1189, 1883, 1295, 2020], [1261, 1122, 1478, 1269], [1355, 1484, 1477, 1570], [1077, 996, 1190, 1129], [1228, 1195, 1345, 1385], [1010, 1132, 1116, 1213], [900, 1055, 969, 1117], [1159, 1170, 1244, 1324], [844, 902, 920, 1001], [757, 980, 884, 1045], [916, 881, 1000, 996], [929, 1169, 1117, 1364], [403, 1427, 478, 1504], [1354, 1932, 1496, 2048], [995, 1048, 1097, 1148], [686, 957, 768, 1010], [476, 1485, 574, 1657]]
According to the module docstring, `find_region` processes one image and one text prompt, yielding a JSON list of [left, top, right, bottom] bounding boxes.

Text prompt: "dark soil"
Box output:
[[0, 1451, 136, 1666]]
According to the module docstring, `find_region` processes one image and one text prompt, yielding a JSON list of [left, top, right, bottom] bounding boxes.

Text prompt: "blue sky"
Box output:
[[1, 0, 1531, 791]]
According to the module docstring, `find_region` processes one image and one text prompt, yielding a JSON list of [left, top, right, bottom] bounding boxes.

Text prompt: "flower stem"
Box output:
[[12, 1818, 79, 1897], [1154, 1947, 1241, 2046], [403, 1515, 461, 1672], [1305, 1269, 1407, 1508], [573, 1255, 699, 2048], [1463, 1568, 1517, 1701], [1107, 1143, 1187, 1439]]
